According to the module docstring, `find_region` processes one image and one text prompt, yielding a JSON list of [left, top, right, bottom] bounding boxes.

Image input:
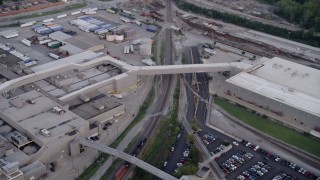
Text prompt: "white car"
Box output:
[[163, 161, 168, 167], [232, 141, 239, 146]]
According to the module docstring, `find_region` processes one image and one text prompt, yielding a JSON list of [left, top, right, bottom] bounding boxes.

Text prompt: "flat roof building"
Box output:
[[225, 57, 320, 132]]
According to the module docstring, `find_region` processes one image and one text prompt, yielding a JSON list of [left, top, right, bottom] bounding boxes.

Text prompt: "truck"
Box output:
[[120, 17, 131, 23], [49, 53, 61, 60], [71, 11, 81, 15], [56, 14, 67, 19], [21, 39, 32, 46], [146, 25, 158, 33], [42, 18, 54, 23], [142, 59, 156, 66], [47, 41, 62, 48], [106, 9, 116, 14], [20, 21, 36, 27], [133, 20, 142, 26]]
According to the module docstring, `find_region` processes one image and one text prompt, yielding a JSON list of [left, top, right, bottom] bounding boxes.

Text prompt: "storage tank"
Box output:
[[115, 34, 124, 42], [106, 34, 115, 41]]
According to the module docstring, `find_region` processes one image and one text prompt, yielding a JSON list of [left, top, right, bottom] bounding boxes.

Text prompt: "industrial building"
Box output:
[[0, 55, 132, 179], [225, 57, 320, 132]]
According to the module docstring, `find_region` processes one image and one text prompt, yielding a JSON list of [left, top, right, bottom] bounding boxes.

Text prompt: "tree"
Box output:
[[241, 51, 246, 55], [179, 163, 198, 175], [191, 119, 199, 131], [190, 146, 201, 164], [187, 134, 195, 144], [0, 0, 3, 5]]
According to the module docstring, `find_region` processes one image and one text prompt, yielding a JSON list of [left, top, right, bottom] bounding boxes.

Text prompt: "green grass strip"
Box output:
[[214, 98, 320, 157]]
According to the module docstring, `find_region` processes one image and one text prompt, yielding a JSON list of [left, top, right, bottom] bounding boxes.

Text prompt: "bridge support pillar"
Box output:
[[70, 140, 81, 157]]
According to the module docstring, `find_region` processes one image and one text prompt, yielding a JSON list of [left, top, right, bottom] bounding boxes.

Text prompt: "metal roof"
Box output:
[[227, 72, 320, 117]]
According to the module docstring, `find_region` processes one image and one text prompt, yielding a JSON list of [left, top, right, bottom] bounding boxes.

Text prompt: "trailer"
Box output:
[[130, 45, 134, 52], [71, 11, 81, 15], [21, 39, 32, 46], [49, 53, 61, 60], [57, 14, 67, 19], [106, 9, 116, 14], [43, 18, 54, 23], [20, 21, 36, 27], [142, 59, 156, 66], [96, 29, 109, 35], [24, 61, 37, 67], [39, 39, 52, 45], [120, 17, 131, 23], [134, 20, 142, 26], [124, 46, 130, 54], [204, 48, 216, 55]]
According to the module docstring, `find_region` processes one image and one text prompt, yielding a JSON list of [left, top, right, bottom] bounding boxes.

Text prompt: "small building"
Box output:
[[0, 29, 19, 39]]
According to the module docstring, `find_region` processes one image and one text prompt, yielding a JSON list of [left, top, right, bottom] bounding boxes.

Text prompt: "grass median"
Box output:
[[214, 98, 320, 157]]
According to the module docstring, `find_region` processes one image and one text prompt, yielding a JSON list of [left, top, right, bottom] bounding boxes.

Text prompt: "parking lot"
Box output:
[[198, 128, 319, 180], [0, 9, 157, 69]]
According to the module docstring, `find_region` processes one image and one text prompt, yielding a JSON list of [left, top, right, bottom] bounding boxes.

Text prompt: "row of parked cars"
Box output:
[[241, 139, 320, 180], [210, 144, 227, 155], [219, 151, 253, 175], [202, 132, 217, 145], [272, 172, 296, 180], [237, 161, 273, 180]]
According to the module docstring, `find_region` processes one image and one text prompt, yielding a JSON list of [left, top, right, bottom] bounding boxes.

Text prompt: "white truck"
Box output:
[[49, 53, 61, 60], [21, 39, 32, 46], [134, 20, 142, 26], [142, 59, 156, 66]]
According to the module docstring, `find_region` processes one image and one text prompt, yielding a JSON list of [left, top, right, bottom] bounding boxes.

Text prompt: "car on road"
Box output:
[[163, 161, 167, 167], [233, 141, 239, 146]]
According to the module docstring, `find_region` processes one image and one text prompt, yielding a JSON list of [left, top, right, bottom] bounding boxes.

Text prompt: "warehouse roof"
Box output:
[[247, 57, 320, 99], [227, 72, 320, 117]]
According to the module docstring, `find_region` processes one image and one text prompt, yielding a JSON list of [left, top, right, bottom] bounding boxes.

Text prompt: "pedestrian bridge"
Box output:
[[75, 137, 178, 180], [0, 56, 251, 95], [132, 62, 251, 75]]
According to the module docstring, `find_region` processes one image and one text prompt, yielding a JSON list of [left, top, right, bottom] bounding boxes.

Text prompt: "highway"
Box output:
[[76, 137, 178, 180]]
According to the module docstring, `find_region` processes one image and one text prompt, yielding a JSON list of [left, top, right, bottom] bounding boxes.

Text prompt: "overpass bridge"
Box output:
[[75, 137, 178, 180]]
